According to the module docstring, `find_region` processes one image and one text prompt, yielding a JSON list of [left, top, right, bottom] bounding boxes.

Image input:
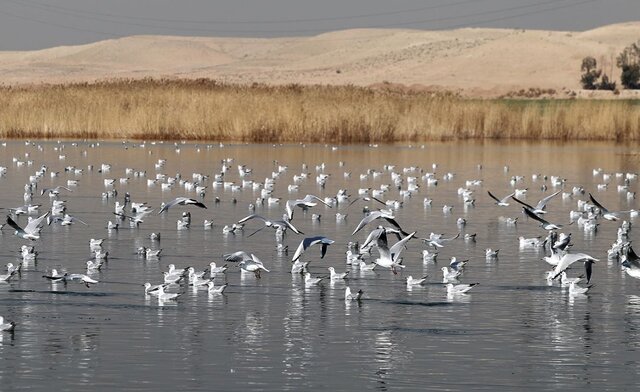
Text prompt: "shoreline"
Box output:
[[0, 79, 638, 143]]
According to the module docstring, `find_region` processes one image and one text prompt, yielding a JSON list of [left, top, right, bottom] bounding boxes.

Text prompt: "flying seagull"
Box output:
[[291, 236, 335, 262], [522, 207, 564, 230], [6, 212, 50, 241], [511, 191, 561, 214], [487, 191, 515, 206], [285, 194, 331, 220], [158, 197, 207, 214]]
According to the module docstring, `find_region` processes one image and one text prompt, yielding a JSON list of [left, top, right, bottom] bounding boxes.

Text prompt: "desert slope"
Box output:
[[0, 22, 637, 97]]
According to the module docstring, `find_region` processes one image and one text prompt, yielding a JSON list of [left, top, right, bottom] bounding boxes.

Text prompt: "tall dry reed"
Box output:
[[0, 79, 637, 142]]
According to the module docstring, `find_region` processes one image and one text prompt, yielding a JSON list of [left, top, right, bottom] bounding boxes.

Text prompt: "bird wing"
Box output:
[[522, 207, 549, 225], [535, 191, 561, 210], [381, 216, 408, 236], [158, 198, 183, 214], [511, 196, 535, 210], [375, 230, 392, 261], [389, 231, 416, 262], [283, 220, 304, 235], [25, 211, 50, 234], [585, 260, 594, 284], [285, 200, 295, 220], [352, 211, 382, 235], [237, 214, 268, 224], [5, 215, 24, 234], [361, 227, 385, 249], [224, 251, 251, 262], [291, 239, 308, 262], [304, 194, 331, 207], [588, 193, 609, 213], [487, 190, 501, 203]]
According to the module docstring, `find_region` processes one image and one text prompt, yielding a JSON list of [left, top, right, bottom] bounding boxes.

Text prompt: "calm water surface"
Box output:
[[0, 140, 639, 391]]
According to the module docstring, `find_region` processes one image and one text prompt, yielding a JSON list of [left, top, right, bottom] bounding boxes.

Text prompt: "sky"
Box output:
[[0, 0, 637, 50]]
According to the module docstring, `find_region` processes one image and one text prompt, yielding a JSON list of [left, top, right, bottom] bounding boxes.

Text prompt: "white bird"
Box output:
[[292, 236, 335, 262], [522, 207, 564, 230], [487, 191, 515, 206], [372, 230, 416, 274], [0, 316, 15, 332], [406, 275, 428, 286], [285, 194, 331, 220], [485, 248, 499, 258], [237, 214, 304, 236], [328, 267, 349, 280], [569, 281, 592, 295], [239, 254, 270, 278], [447, 283, 478, 295], [66, 274, 99, 288], [358, 260, 377, 271], [304, 272, 324, 286], [40, 185, 73, 196], [156, 284, 181, 300], [351, 209, 408, 236], [143, 282, 164, 295], [441, 266, 461, 282], [204, 262, 228, 277], [551, 252, 598, 283], [511, 191, 561, 214], [345, 286, 363, 301], [206, 281, 228, 295], [589, 193, 628, 221], [158, 197, 207, 214], [5, 212, 49, 240]]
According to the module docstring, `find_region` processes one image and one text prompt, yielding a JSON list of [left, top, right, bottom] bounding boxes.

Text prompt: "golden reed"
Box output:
[[0, 79, 637, 142]]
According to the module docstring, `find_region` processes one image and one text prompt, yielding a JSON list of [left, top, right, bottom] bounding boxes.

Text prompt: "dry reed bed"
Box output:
[[0, 79, 638, 142]]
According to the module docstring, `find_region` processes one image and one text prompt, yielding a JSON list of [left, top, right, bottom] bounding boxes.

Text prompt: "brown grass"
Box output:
[[0, 78, 638, 143]]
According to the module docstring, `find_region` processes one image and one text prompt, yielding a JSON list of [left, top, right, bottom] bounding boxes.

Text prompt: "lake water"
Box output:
[[0, 140, 639, 391]]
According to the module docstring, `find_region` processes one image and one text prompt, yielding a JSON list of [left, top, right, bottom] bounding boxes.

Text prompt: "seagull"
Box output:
[[0, 316, 15, 332], [206, 281, 228, 295], [422, 232, 460, 248], [304, 272, 324, 286], [0, 270, 17, 282], [143, 282, 164, 295], [406, 275, 428, 286], [345, 286, 363, 301], [223, 251, 253, 263], [351, 209, 408, 236], [66, 274, 99, 288], [487, 191, 515, 206], [40, 185, 73, 196], [42, 269, 65, 283], [441, 266, 461, 282], [237, 214, 304, 236], [156, 284, 181, 301], [204, 262, 228, 277], [449, 257, 468, 271], [158, 197, 207, 214], [239, 254, 270, 278], [285, 194, 332, 220], [372, 230, 416, 274], [328, 267, 349, 280], [511, 191, 561, 214], [447, 283, 478, 295], [485, 248, 499, 258], [551, 252, 598, 283], [291, 236, 334, 262], [358, 260, 377, 271], [621, 246, 640, 279], [569, 281, 592, 295], [6, 212, 49, 240], [522, 207, 564, 230], [589, 193, 627, 221]]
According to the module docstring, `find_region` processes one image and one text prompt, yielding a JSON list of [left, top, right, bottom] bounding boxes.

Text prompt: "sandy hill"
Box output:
[[0, 22, 638, 97]]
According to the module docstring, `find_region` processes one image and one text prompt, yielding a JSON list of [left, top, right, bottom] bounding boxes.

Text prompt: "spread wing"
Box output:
[[588, 193, 609, 213], [535, 191, 561, 210]]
